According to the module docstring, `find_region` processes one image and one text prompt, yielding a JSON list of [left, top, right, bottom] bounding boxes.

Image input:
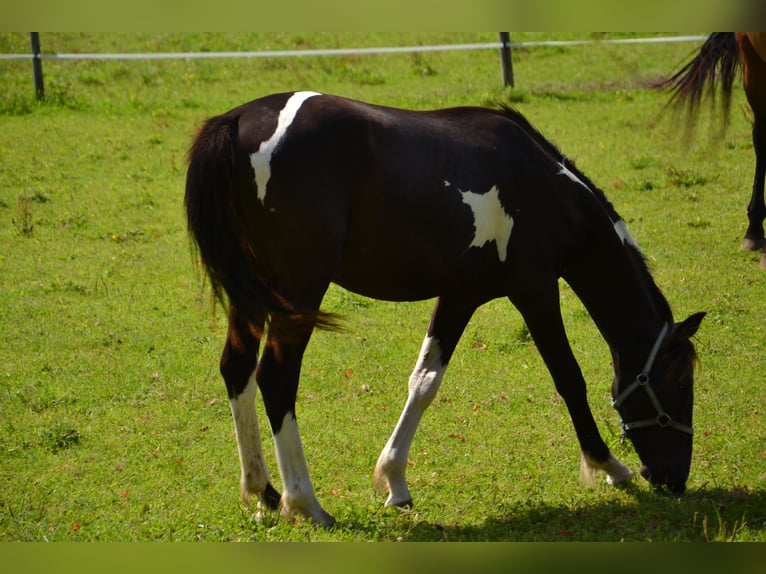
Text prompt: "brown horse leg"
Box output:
[[220, 306, 282, 515], [738, 34, 766, 254], [741, 119, 766, 253]]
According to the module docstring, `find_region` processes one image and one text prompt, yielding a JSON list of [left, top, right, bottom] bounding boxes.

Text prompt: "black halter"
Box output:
[[612, 323, 694, 436]]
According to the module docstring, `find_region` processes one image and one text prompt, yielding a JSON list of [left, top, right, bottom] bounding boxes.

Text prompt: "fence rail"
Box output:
[[3, 33, 707, 99]]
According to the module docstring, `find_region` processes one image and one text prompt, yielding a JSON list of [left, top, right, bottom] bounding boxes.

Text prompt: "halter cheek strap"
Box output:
[[612, 323, 694, 436]]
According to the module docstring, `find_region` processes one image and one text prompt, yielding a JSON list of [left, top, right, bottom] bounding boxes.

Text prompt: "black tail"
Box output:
[[185, 112, 340, 337], [663, 32, 741, 122]]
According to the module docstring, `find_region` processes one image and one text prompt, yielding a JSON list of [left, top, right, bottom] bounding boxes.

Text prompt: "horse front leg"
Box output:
[[256, 316, 334, 527], [374, 297, 476, 508], [510, 285, 633, 487], [220, 307, 281, 516]]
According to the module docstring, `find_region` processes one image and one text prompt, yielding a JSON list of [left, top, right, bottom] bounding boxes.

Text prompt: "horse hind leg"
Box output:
[[255, 313, 335, 527], [220, 307, 281, 516], [373, 335, 445, 508], [740, 119, 766, 255], [374, 297, 476, 508], [739, 36, 766, 256]]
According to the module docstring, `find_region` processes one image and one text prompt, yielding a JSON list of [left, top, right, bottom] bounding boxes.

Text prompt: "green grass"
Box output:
[[1, 32, 764, 541]]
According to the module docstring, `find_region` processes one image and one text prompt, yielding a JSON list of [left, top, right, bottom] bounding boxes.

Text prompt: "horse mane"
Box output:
[[494, 103, 674, 323], [495, 103, 624, 224]]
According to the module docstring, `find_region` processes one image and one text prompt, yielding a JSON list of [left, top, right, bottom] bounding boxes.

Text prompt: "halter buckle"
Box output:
[[611, 323, 693, 436]]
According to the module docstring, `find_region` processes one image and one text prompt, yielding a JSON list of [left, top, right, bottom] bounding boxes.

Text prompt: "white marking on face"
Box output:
[[557, 161, 592, 192], [459, 185, 514, 262], [250, 91, 321, 203]]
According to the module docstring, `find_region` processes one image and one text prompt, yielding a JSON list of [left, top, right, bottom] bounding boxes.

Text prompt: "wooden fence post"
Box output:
[[498, 32, 514, 88], [30, 32, 45, 100]]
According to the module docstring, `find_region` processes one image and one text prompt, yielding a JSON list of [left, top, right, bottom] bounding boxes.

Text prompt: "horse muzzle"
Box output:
[[640, 464, 687, 495]]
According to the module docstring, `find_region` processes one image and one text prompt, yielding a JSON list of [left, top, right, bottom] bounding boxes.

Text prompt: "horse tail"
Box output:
[[663, 32, 741, 121], [185, 112, 341, 339]]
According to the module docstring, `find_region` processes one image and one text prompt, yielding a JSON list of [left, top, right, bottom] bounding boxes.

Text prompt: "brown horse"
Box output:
[[664, 32, 766, 267], [186, 92, 705, 526]]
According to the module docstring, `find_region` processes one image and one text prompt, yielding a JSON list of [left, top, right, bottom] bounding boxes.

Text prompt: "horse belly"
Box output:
[[333, 219, 505, 302]]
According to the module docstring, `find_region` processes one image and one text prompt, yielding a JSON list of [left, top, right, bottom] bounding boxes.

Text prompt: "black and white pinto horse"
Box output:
[[186, 92, 705, 526]]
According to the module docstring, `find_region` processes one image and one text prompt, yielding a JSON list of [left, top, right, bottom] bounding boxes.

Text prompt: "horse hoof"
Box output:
[[760, 250, 766, 270], [740, 237, 766, 252], [385, 497, 414, 509]]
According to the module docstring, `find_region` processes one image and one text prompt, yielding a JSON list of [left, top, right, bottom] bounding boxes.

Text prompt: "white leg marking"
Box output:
[[230, 373, 272, 510], [249, 91, 321, 204], [374, 336, 446, 507], [273, 413, 334, 526], [459, 185, 514, 262], [580, 451, 634, 486]]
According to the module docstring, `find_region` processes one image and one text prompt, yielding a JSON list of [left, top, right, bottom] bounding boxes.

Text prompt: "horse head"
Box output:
[[612, 312, 705, 494]]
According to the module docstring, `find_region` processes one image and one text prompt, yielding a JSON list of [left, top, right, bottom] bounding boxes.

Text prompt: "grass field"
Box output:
[[0, 32, 764, 542]]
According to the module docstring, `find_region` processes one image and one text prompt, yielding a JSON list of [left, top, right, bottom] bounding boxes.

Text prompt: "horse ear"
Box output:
[[675, 312, 706, 340]]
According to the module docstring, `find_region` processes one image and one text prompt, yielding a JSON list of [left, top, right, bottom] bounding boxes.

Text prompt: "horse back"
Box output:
[[218, 93, 606, 301]]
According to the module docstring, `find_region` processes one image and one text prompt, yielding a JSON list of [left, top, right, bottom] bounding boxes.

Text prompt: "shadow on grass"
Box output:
[[344, 484, 766, 542]]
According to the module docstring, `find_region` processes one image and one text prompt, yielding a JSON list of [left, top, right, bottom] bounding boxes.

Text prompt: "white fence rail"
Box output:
[[2, 33, 707, 99]]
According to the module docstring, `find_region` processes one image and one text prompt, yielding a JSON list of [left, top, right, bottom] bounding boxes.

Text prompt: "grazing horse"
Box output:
[[185, 92, 705, 526], [664, 32, 766, 266]]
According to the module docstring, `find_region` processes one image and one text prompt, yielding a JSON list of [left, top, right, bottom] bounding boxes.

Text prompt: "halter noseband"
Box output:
[[612, 323, 694, 436]]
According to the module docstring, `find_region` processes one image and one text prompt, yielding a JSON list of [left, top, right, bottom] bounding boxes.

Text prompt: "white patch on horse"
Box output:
[[613, 219, 640, 248], [459, 185, 514, 262], [250, 91, 321, 204], [557, 161, 592, 192]]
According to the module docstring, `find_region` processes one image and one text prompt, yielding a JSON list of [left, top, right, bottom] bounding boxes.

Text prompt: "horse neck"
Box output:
[[563, 236, 673, 376]]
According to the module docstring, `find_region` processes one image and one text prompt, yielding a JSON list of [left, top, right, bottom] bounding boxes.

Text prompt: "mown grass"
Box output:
[[0, 33, 764, 542]]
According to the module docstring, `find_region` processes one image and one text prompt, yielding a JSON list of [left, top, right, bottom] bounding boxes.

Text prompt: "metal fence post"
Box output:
[[30, 32, 45, 100], [498, 32, 514, 88]]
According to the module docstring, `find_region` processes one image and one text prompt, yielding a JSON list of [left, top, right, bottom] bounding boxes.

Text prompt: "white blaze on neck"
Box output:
[[613, 219, 640, 248], [557, 161, 592, 192], [557, 161, 640, 248], [250, 91, 321, 203], [459, 185, 514, 262]]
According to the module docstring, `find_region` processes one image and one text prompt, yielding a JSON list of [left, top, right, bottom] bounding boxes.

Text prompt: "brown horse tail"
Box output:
[[662, 32, 741, 122], [185, 112, 341, 338]]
